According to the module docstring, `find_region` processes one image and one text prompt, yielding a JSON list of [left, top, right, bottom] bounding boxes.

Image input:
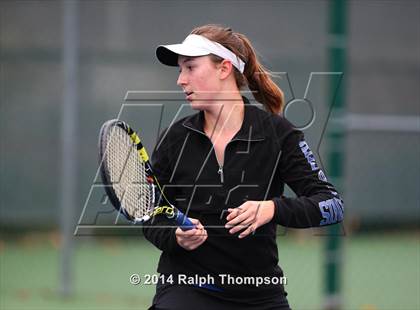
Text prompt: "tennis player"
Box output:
[[144, 24, 344, 310]]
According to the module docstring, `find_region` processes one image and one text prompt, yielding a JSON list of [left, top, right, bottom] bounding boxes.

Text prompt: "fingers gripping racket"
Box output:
[[99, 119, 194, 230]]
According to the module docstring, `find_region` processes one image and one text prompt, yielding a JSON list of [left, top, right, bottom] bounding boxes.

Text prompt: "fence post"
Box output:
[[324, 0, 348, 309]]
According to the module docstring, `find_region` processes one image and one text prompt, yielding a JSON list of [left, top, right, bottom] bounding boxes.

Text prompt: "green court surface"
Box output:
[[0, 232, 419, 310]]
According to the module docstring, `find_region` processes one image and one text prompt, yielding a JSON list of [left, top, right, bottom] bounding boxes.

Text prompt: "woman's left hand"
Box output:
[[225, 200, 275, 238]]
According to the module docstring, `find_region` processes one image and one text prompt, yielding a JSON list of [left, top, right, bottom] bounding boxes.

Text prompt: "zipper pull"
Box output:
[[218, 166, 224, 183]]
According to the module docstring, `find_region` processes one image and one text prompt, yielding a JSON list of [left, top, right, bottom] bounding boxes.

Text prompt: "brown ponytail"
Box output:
[[190, 24, 284, 114]]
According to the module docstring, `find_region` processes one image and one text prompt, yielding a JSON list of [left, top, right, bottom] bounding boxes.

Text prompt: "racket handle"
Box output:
[[174, 210, 195, 231]]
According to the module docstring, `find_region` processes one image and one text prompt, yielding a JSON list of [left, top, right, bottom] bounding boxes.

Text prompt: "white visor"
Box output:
[[156, 34, 246, 73]]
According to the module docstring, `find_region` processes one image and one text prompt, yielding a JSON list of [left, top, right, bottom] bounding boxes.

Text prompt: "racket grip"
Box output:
[[174, 210, 195, 231]]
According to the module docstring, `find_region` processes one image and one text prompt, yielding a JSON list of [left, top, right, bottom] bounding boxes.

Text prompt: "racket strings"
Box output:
[[105, 126, 153, 219]]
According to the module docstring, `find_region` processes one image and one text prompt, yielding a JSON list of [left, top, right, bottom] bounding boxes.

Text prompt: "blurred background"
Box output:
[[1, 1, 419, 309]]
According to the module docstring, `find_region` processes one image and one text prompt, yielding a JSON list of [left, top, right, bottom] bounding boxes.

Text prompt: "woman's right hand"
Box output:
[[175, 218, 207, 250]]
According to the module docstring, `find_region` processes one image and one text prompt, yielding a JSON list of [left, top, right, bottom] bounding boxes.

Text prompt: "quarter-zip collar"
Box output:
[[181, 96, 266, 141]]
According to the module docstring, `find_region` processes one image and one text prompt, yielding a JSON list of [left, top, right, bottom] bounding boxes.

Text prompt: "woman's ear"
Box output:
[[218, 59, 233, 80]]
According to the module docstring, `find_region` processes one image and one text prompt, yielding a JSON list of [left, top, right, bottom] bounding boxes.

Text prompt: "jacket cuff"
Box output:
[[272, 197, 290, 226], [166, 227, 183, 253]]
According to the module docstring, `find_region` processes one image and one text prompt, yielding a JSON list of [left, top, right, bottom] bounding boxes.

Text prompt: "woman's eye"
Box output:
[[179, 65, 193, 73]]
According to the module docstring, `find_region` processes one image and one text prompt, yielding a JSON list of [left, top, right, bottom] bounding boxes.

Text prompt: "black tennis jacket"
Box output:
[[143, 96, 344, 297]]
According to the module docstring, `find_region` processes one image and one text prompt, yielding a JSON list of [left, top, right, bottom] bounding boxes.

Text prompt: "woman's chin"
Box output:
[[189, 100, 212, 111]]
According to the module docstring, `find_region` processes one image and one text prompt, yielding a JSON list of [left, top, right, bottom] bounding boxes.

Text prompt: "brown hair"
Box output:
[[190, 24, 284, 114]]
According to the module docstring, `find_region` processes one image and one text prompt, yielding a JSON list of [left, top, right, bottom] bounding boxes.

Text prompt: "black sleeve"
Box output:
[[142, 132, 182, 253], [272, 128, 344, 228]]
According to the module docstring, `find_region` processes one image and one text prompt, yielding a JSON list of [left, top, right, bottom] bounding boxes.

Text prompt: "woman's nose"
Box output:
[[177, 72, 187, 86]]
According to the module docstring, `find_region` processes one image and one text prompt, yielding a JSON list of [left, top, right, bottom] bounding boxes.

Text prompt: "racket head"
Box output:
[[98, 119, 155, 222]]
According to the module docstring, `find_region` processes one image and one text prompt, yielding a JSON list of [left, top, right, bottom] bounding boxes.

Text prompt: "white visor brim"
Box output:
[[156, 34, 245, 73], [156, 44, 211, 67]]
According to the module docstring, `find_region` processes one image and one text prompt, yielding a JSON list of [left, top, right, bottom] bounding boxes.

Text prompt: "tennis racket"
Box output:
[[98, 119, 194, 230]]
